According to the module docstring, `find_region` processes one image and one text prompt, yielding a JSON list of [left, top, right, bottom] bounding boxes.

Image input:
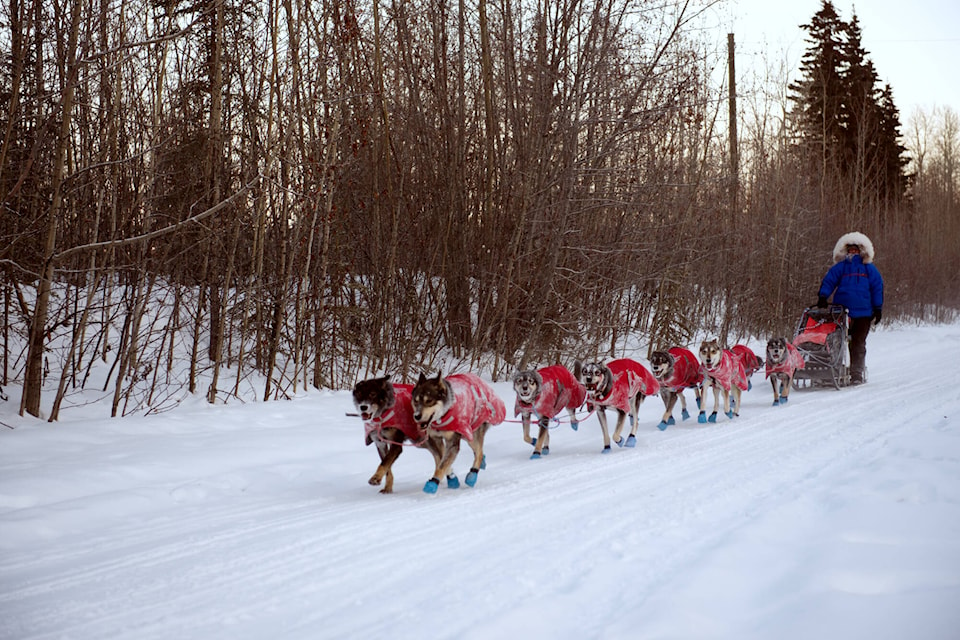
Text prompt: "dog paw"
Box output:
[[601, 445, 612, 454], [725, 410, 735, 419], [681, 409, 690, 421], [570, 422, 579, 431], [542, 446, 550, 455], [667, 416, 676, 426], [530, 437, 537, 447], [625, 435, 637, 447], [772, 399, 780, 406], [465, 470, 479, 487], [446, 475, 460, 489], [614, 437, 624, 448], [368, 476, 382, 486], [530, 451, 542, 460], [779, 396, 789, 404], [708, 412, 718, 423], [423, 479, 440, 494], [657, 420, 670, 431], [697, 412, 707, 424]]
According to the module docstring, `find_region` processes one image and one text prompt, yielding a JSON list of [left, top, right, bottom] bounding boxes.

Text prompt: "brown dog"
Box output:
[[412, 372, 506, 494], [352, 376, 428, 494]]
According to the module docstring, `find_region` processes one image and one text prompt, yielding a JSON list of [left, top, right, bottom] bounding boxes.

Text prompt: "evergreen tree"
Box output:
[[789, 1, 909, 224], [789, 1, 847, 167], [840, 13, 881, 208], [876, 84, 910, 204]]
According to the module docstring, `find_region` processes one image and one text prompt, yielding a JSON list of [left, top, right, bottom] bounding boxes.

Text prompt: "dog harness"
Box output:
[[427, 373, 506, 441], [588, 359, 659, 413], [765, 342, 805, 378], [363, 384, 425, 445], [701, 350, 748, 391], [658, 347, 704, 392], [514, 364, 587, 420]]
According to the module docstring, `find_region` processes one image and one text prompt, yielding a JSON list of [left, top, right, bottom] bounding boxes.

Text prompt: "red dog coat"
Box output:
[[363, 383, 423, 445], [659, 347, 704, 392], [731, 344, 763, 377], [430, 373, 506, 441], [766, 342, 806, 378], [590, 358, 660, 413], [702, 350, 748, 392], [514, 364, 587, 420]]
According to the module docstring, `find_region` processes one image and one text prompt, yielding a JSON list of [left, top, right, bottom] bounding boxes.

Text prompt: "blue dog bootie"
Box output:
[[465, 469, 479, 487]]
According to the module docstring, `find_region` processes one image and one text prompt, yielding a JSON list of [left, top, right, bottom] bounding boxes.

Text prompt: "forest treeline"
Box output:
[[2, 0, 959, 418]]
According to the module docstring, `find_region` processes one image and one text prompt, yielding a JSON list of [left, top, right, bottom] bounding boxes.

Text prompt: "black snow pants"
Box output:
[[848, 316, 872, 382]]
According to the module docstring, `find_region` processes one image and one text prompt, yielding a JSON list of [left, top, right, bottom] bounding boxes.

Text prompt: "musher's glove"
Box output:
[[816, 295, 828, 308], [872, 308, 882, 325]]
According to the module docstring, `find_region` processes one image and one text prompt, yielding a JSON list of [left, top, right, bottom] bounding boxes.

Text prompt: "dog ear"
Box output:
[[417, 372, 426, 384]]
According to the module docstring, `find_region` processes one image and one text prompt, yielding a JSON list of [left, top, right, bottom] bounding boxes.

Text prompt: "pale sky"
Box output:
[[717, 0, 960, 119]]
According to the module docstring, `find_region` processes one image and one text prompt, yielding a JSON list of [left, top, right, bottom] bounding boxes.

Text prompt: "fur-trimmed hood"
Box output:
[[833, 232, 875, 264]]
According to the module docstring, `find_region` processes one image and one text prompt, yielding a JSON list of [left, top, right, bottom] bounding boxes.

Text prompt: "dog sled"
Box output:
[[791, 305, 851, 389]]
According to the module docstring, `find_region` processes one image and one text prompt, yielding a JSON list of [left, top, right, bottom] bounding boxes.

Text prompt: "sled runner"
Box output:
[[791, 305, 851, 389]]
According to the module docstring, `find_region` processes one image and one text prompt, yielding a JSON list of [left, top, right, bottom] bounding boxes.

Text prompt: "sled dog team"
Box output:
[[353, 337, 805, 494]]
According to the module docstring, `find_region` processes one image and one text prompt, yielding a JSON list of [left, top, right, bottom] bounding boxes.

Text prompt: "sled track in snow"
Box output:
[[2, 354, 956, 640]]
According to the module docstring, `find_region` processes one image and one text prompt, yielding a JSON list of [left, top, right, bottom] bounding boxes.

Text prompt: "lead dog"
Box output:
[[411, 372, 506, 494], [765, 337, 806, 406], [649, 347, 703, 430], [730, 344, 764, 390], [579, 358, 659, 452], [353, 376, 452, 494], [698, 339, 748, 422], [512, 363, 587, 459]]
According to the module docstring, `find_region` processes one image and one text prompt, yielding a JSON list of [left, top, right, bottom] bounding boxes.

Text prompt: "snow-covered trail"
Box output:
[[2, 325, 959, 639]]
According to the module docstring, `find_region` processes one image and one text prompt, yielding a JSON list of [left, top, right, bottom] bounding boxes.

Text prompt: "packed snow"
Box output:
[[2, 321, 959, 639]]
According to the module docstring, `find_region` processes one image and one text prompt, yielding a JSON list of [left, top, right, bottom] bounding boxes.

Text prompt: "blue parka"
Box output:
[[818, 232, 884, 319]]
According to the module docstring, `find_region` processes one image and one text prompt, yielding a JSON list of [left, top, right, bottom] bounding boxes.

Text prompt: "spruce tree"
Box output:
[[789, 1, 847, 179], [876, 84, 910, 204], [789, 0, 909, 224]]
